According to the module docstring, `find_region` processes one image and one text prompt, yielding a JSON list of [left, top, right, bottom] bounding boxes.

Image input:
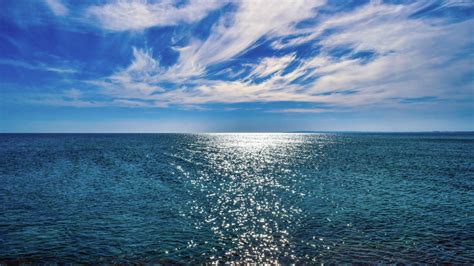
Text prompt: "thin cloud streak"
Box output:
[[0, 59, 77, 74], [85, 0, 472, 112], [86, 0, 224, 31], [44, 0, 68, 16], [6, 0, 473, 114]]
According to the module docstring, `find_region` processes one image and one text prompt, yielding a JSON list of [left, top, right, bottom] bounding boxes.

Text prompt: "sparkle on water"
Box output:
[[0, 133, 473, 263]]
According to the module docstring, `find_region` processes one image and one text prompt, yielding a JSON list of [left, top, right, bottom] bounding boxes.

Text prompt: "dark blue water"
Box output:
[[1, 133, 473, 263]]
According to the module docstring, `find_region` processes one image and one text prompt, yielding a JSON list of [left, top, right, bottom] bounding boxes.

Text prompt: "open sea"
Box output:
[[0, 133, 473, 264]]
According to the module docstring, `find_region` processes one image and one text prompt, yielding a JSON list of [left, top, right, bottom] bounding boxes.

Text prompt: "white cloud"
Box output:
[[84, 0, 473, 112], [440, 0, 473, 8], [86, 0, 223, 31], [250, 54, 296, 78], [164, 0, 325, 79], [64, 88, 82, 99], [297, 3, 474, 105], [44, 0, 68, 16], [267, 108, 332, 113], [90, 0, 325, 98], [101, 47, 165, 97], [0, 59, 76, 74]]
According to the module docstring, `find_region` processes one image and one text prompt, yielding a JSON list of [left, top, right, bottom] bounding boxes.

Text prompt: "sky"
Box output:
[[0, 0, 473, 132]]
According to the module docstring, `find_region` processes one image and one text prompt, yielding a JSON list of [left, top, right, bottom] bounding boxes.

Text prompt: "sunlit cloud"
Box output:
[[44, 0, 68, 16], [77, 0, 472, 112], [86, 0, 224, 31], [1, 0, 473, 118]]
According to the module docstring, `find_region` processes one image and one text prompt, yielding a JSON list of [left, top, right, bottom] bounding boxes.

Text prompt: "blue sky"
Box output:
[[0, 0, 473, 132]]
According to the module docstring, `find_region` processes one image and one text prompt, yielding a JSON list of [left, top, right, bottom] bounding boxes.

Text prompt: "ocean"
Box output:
[[0, 133, 473, 263]]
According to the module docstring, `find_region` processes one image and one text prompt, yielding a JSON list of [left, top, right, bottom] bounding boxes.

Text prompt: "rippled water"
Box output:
[[1, 133, 473, 263]]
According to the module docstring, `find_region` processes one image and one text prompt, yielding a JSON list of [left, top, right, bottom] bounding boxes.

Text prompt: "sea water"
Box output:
[[0, 133, 473, 263]]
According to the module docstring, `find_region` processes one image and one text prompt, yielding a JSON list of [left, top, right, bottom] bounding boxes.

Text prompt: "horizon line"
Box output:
[[1, 131, 474, 134]]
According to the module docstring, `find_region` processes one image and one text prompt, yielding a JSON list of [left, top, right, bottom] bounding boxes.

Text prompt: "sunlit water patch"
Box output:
[[0, 133, 473, 263]]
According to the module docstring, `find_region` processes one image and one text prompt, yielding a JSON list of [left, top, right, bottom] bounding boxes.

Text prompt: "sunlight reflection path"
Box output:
[[174, 133, 330, 263]]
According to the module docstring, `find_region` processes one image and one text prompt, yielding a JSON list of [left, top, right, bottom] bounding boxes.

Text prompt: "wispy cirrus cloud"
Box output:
[[250, 54, 296, 79], [44, 0, 68, 16], [4, 0, 473, 115], [82, 0, 472, 112], [86, 0, 224, 31], [101, 48, 165, 97], [267, 108, 333, 113], [0, 59, 77, 74], [163, 0, 326, 79]]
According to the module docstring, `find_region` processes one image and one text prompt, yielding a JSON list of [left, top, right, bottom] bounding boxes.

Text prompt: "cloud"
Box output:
[[38, 0, 472, 113], [0, 59, 77, 74], [175, 0, 472, 109], [439, 0, 473, 8], [267, 108, 332, 113], [86, 0, 223, 31], [64, 88, 82, 99], [250, 54, 296, 78], [91, 0, 325, 98], [298, 3, 474, 106], [44, 0, 68, 16], [164, 0, 325, 79], [96, 47, 165, 97], [23, 91, 160, 108]]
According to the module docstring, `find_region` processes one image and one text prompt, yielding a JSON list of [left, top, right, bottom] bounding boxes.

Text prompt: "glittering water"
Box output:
[[1, 133, 473, 263]]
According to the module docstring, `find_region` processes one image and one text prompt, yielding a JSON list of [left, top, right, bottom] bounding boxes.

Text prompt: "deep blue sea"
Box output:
[[0, 133, 473, 263]]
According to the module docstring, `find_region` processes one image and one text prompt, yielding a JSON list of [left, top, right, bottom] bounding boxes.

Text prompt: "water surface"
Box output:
[[1, 133, 473, 263]]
